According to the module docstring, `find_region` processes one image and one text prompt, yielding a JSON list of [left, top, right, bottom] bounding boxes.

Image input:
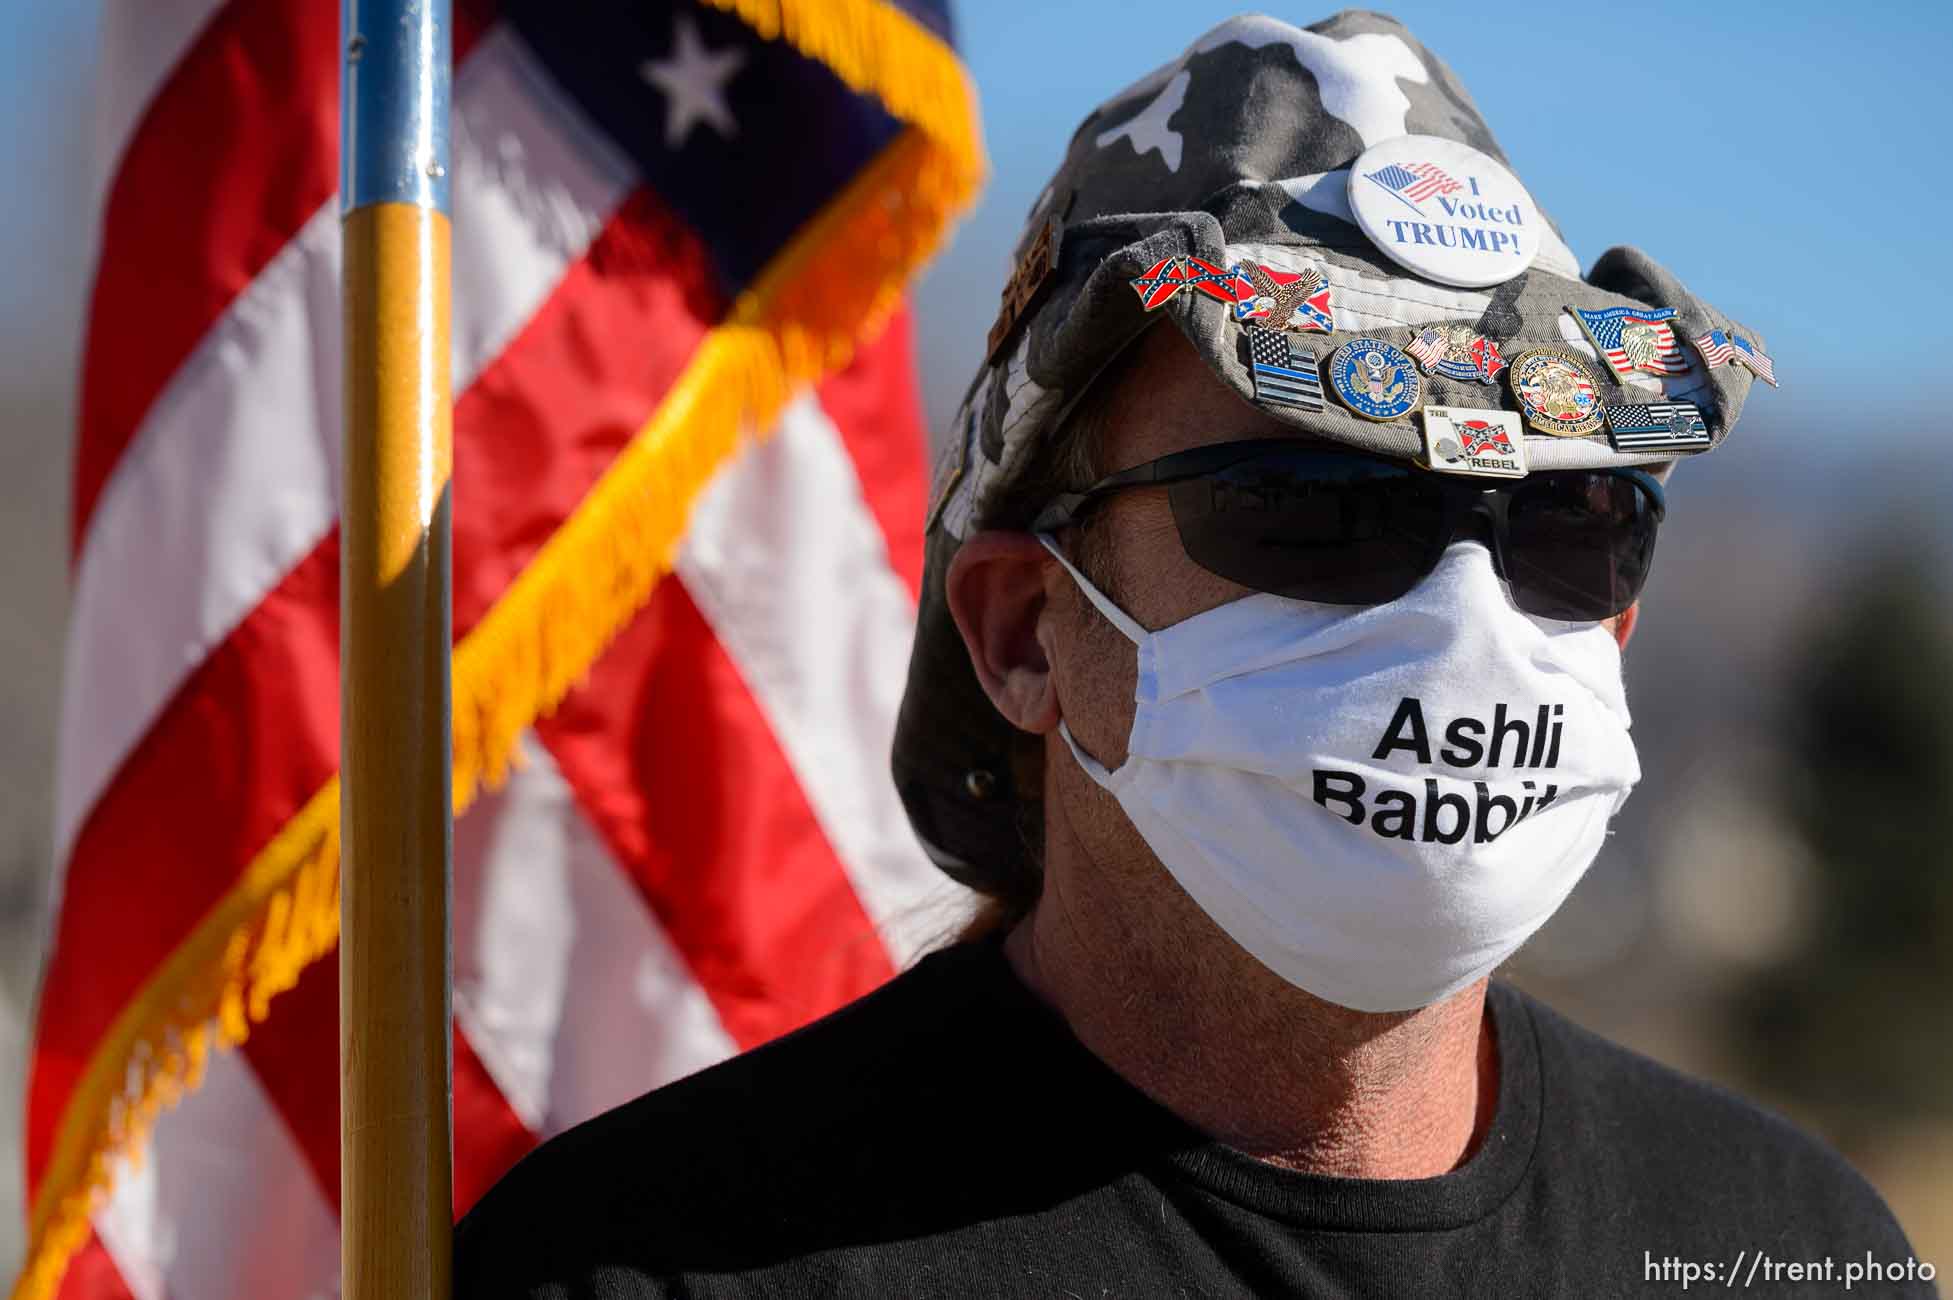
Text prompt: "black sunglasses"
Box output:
[[1031, 440, 1666, 621]]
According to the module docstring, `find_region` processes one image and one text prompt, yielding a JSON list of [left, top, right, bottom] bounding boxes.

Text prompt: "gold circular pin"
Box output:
[[1508, 347, 1604, 437]]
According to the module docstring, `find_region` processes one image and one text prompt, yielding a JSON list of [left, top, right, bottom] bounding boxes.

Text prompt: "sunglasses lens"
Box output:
[[1503, 472, 1659, 620], [1166, 453, 1446, 604]]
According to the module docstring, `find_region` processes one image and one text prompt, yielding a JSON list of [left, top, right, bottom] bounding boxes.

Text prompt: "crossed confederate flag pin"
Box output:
[[1129, 255, 1334, 333]]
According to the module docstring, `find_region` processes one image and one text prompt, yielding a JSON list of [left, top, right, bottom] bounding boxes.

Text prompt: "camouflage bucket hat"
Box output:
[[895, 9, 1773, 891]]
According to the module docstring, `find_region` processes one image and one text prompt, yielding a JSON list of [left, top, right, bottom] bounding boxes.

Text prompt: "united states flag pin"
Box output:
[[1245, 325, 1324, 411], [1693, 327, 1778, 387]]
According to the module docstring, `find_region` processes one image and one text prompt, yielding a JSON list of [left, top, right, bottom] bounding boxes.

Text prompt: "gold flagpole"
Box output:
[[339, 2, 454, 1296]]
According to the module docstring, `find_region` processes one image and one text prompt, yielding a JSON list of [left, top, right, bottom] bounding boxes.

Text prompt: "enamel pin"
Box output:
[[1508, 347, 1603, 436], [1406, 325, 1508, 384], [1603, 401, 1710, 453], [1245, 325, 1324, 411], [1230, 259, 1334, 333], [1129, 255, 1239, 311], [1129, 253, 1335, 334], [1570, 306, 1692, 380], [1328, 338, 1421, 422], [1421, 406, 1527, 478], [986, 221, 1060, 363], [1693, 328, 1777, 387]]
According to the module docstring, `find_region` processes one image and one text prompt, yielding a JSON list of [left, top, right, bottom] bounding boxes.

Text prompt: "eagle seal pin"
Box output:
[[1327, 338, 1421, 422], [1508, 347, 1603, 437]]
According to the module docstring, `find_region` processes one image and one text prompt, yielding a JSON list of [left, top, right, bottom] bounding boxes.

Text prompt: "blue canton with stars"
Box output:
[[505, 0, 911, 299]]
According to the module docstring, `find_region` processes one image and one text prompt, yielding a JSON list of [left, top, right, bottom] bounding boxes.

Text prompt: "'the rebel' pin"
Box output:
[[1346, 136, 1542, 288], [1422, 406, 1527, 478]]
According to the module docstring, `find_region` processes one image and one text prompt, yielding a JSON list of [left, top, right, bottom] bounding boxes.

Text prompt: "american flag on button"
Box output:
[[1363, 160, 1462, 207]]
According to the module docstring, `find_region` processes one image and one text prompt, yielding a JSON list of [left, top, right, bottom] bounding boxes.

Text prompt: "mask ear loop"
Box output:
[[1035, 533, 1143, 790], [1036, 533, 1149, 646]]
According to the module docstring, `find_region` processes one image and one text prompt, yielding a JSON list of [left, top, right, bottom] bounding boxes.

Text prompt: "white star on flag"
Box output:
[[639, 15, 745, 148]]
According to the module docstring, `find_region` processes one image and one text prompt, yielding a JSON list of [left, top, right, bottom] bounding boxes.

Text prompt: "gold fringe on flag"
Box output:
[[15, 10, 984, 1288]]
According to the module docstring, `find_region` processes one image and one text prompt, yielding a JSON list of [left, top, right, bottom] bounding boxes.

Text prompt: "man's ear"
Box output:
[[946, 532, 1061, 735], [1611, 600, 1640, 652]]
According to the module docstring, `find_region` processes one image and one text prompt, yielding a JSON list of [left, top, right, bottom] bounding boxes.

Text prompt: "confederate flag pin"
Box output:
[[1420, 406, 1527, 478]]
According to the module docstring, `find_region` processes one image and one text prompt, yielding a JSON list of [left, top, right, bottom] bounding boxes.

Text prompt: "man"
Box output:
[[456, 12, 1930, 1296]]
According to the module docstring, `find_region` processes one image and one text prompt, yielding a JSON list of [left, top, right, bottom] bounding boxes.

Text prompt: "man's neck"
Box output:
[[1002, 823, 1497, 1180]]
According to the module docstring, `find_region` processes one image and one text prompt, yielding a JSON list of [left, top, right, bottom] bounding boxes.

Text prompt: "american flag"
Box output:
[[1693, 328, 1736, 368], [1247, 325, 1325, 411], [1406, 327, 1506, 384], [1692, 327, 1777, 388], [19, 3, 978, 1298], [1407, 327, 1448, 373], [1571, 305, 1692, 378], [1730, 333, 1778, 387], [1603, 401, 1711, 451], [1363, 160, 1461, 208]]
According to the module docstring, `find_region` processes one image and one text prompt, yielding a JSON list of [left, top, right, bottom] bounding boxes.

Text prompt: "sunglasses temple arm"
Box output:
[[1619, 467, 1666, 519], [1031, 460, 1196, 532]]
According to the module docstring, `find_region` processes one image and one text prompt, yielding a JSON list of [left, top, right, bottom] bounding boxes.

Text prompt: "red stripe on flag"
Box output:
[[30, 187, 718, 1198], [239, 949, 539, 1220], [812, 306, 930, 602], [70, 1, 492, 555], [535, 580, 898, 1053], [28, 543, 342, 1193], [449, 189, 722, 635], [453, 1029, 542, 1220], [237, 952, 340, 1210], [51, 1234, 137, 1300]]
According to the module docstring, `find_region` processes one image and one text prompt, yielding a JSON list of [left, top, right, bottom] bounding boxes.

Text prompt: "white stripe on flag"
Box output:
[[92, 1047, 341, 1300], [1556, 313, 1706, 400], [55, 28, 636, 870], [454, 733, 739, 1135], [93, 729, 754, 1300], [677, 397, 967, 967]]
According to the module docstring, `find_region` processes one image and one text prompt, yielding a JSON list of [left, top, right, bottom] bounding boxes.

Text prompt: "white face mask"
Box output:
[[1041, 535, 1640, 1013]]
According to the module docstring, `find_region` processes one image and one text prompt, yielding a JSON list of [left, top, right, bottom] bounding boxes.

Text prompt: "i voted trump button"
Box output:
[[1346, 136, 1541, 288]]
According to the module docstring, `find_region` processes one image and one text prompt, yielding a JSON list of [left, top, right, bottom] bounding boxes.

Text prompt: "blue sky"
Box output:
[[913, 0, 1953, 434], [2, 1, 1949, 439]]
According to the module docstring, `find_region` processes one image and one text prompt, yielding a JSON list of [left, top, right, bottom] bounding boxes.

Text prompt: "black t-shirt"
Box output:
[[454, 939, 1930, 1298]]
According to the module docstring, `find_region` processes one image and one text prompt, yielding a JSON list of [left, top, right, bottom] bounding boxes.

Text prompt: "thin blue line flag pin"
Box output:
[[1247, 325, 1324, 411], [1603, 401, 1711, 452]]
